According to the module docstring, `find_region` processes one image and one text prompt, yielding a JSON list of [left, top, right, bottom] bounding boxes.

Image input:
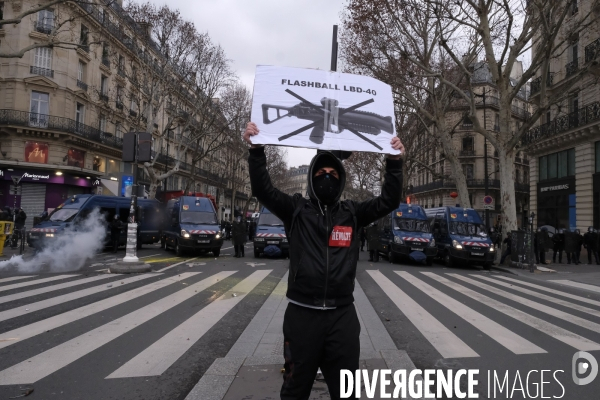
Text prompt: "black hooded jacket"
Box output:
[[248, 146, 402, 308]]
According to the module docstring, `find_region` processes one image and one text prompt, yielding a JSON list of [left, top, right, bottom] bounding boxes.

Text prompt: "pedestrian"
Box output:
[[14, 208, 26, 229], [573, 229, 583, 265], [500, 234, 512, 265], [225, 221, 231, 240], [534, 227, 548, 265], [359, 226, 366, 251], [553, 229, 565, 263], [367, 223, 379, 262], [232, 216, 246, 257], [110, 215, 123, 253], [583, 227, 600, 265], [244, 121, 403, 400]]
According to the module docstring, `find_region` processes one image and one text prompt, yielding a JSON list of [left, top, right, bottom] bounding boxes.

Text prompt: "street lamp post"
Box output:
[[529, 212, 535, 273]]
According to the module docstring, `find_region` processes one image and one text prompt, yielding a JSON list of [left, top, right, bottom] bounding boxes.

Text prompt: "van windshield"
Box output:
[[181, 211, 217, 225], [48, 208, 79, 222], [450, 221, 487, 236], [258, 213, 283, 226], [393, 218, 430, 233]]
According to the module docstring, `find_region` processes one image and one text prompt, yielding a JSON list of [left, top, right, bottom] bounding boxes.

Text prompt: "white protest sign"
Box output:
[[250, 65, 398, 154]]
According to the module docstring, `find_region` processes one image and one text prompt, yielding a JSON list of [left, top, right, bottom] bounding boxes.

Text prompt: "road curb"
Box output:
[[109, 261, 152, 274]]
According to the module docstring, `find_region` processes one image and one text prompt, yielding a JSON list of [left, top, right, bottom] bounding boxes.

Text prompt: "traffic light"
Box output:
[[137, 132, 153, 162], [122, 132, 136, 162]]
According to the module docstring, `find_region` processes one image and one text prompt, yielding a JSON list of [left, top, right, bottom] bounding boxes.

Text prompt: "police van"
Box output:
[[27, 194, 162, 249], [425, 206, 495, 269], [377, 203, 437, 265], [253, 207, 288, 258], [162, 196, 223, 257]]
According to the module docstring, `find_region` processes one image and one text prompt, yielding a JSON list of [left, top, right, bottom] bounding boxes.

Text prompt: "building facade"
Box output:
[[407, 64, 531, 228], [525, 0, 600, 230], [282, 164, 309, 196], [0, 0, 248, 228]]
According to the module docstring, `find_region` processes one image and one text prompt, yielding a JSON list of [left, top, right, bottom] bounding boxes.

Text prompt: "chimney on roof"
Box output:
[[137, 22, 152, 38]]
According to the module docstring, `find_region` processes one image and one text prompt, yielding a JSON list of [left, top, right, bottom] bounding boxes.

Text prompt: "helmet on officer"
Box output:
[[589, 226, 594, 233]]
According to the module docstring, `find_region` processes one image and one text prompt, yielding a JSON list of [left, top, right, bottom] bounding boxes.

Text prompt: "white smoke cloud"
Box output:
[[0, 208, 107, 273]]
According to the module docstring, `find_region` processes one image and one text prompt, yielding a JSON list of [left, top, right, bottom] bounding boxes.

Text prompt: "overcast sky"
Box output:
[[146, 0, 348, 167]]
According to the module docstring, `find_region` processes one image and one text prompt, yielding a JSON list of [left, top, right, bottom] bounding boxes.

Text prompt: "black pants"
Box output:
[[281, 303, 360, 400], [369, 249, 379, 262], [588, 249, 600, 264], [234, 244, 244, 257], [360, 239, 365, 251], [553, 248, 563, 263]]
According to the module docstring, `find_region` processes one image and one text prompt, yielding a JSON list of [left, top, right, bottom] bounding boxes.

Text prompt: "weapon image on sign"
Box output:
[[262, 89, 393, 150]]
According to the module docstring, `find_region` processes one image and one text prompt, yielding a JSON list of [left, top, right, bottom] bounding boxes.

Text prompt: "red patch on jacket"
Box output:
[[329, 226, 353, 247]]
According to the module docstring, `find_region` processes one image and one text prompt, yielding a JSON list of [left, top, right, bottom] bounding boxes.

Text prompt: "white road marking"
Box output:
[[0, 274, 157, 322], [0, 273, 199, 351], [449, 274, 600, 334], [245, 262, 266, 268], [0, 275, 78, 294], [156, 257, 198, 272], [0, 274, 118, 306], [495, 275, 600, 307], [435, 273, 600, 351], [107, 269, 272, 378], [471, 275, 600, 318], [367, 270, 478, 358], [398, 272, 545, 355], [0, 271, 236, 384], [549, 280, 600, 294], [0, 276, 36, 284]]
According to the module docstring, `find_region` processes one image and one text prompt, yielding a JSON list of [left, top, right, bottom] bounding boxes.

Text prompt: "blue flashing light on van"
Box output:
[[162, 196, 223, 257], [377, 203, 437, 265], [425, 206, 495, 269], [27, 194, 162, 249], [253, 207, 288, 258]]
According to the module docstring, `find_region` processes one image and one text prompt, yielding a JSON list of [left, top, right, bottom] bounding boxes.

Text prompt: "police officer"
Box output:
[[583, 227, 600, 265], [110, 215, 123, 253], [572, 229, 583, 265], [553, 229, 565, 263], [232, 216, 246, 257], [225, 221, 232, 240], [367, 223, 379, 262], [244, 121, 403, 400], [359, 226, 366, 252], [14, 208, 26, 230]]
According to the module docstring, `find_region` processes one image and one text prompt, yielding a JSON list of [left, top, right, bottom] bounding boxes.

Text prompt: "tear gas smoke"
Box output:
[[0, 208, 107, 273]]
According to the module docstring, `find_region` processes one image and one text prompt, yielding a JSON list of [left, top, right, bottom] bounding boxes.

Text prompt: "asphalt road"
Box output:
[[0, 243, 599, 399]]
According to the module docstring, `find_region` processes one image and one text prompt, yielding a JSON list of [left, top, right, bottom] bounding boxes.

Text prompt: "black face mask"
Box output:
[[313, 173, 340, 205]]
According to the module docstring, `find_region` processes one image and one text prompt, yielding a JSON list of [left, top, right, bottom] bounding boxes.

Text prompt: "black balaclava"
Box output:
[[309, 152, 344, 206]]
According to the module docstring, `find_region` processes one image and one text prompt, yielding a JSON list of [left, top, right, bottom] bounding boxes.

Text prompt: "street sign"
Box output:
[[11, 175, 21, 186], [483, 195, 494, 210]]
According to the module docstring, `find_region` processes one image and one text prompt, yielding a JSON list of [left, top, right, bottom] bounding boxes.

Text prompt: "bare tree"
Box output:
[[342, 0, 600, 233]]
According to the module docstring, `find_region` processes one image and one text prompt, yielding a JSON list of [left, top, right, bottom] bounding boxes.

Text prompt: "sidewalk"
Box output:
[[185, 273, 419, 400], [493, 256, 600, 287]]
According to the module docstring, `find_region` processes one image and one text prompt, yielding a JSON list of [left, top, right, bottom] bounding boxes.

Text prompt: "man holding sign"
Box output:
[[244, 120, 403, 399]]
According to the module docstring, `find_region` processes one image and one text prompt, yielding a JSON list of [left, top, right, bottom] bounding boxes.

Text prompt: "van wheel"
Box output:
[[483, 262, 492, 270], [213, 248, 220, 257], [426, 257, 433, 266], [175, 241, 183, 257], [389, 251, 398, 264], [445, 253, 454, 268]]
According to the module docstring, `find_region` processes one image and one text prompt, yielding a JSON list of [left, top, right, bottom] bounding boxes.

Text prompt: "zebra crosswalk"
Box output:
[[0, 267, 599, 398], [368, 270, 600, 360]]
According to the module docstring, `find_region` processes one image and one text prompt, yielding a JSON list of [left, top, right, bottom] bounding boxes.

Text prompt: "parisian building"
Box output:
[[407, 62, 531, 228], [282, 164, 309, 196], [525, 0, 600, 230], [0, 0, 249, 228]]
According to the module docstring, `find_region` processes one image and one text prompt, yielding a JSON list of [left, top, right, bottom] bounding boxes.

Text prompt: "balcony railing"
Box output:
[[76, 80, 88, 91], [565, 59, 579, 77], [585, 38, 600, 63], [101, 57, 111, 68], [30, 65, 54, 78], [0, 109, 123, 149], [460, 150, 476, 157], [34, 22, 53, 34], [524, 101, 600, 145], [530, 73, 554, 95]]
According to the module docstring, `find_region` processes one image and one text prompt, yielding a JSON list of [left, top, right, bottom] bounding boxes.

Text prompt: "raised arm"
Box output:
[[245, 122, 295, 225]]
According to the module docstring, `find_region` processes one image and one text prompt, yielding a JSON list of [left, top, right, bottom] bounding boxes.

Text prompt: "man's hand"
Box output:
[[243, 122, 263, 148], [388, 136, 404, 160]]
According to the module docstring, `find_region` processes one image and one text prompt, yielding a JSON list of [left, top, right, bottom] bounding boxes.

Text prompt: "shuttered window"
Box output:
[[34, 47, 52, 69]]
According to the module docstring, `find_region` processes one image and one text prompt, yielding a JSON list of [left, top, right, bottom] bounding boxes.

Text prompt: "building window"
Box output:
[[100, 75, 108, 95], [99, 114, 107, 133], [0, 2, 4, 20], [118, 55, 125, 75], [77, 61, 84, 81], [80, 25, 89, 50], [463, 164, 474, 180], [516, 169, 521, 183], [93, 156, 105, 172], [107, 158, 120, 174], [29, 91, 49, 127], [115, 123, 123, 139], [32, 47, 53, 77], [116, 86, 124, 109], [75, 102, 85, 126], [462, 136, 474, 152], [494, 114, 500, 131], [571, 0, 578, 14], [539, 148, 575, 181], [36, 9, 54, 34]]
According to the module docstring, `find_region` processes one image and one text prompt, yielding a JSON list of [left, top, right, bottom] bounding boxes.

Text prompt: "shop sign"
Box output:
[[540, 184, 569, 192], [25, 142, 49, 164], [121, 175, 134, 197], [21, 172, 50, 181]]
